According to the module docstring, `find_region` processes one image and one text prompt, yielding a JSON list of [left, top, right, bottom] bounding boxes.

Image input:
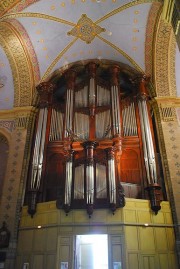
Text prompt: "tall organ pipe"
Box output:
[[64, 152, 73, 213], [142, 100, 157, 183], [64, 70, 76, 138], [108, 158, 116, 204], [111, 85, 121, 135], [138, 101, 151, 184], [138, 76, 161, 214], [138, 98, 157, 184], [86, 165, 94, 204], [31, 107, 48, 190], [83, 140, 97, 217]]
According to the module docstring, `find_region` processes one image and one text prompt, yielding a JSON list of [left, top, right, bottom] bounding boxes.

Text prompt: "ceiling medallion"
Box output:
[[67, 14, 105, 44]]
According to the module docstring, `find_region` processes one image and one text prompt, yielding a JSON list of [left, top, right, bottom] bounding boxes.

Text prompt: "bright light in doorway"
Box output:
[[76, 234, 108, 269], [93, 235, 108, 269]]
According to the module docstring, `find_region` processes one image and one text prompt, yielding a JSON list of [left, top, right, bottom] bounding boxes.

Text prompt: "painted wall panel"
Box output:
[[46, 227, 58, 252], [33, 229, 46, 252], [124, 209, 136, 222], [142, 255, 156, 269], [139, 227, 155, 251], [155, 228, 168, 251], [166, 228, 176, 251], [126, 227, 139, 250], [137, 211, 151, 223], [152, 212, 164, 224], [128, 253, 139, 268], [159, 253, 169, 269]]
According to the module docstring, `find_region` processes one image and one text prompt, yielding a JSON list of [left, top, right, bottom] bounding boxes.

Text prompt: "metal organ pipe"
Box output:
[[50, 108, 55, 141], [64, 154, 73, 206], [122, 106, 127, 136], [129, 103, 134, 136], [86, 164, 94, 204], [89, 77, 95, 106], [132, 102, 137, 135], [64, 69, 76, 138], [122, 101, 137, 137], [49, 109, 63, 141], [111, 85, 115, 134], [138, 97, 157, 184], [111, 85, 121, 135], [138, 101, 151, 184], [141, 100, 157, 183], [31, 107, 48, 190], [57, 110, 63, 140], [83, 140, 97, 216], [108, 158, 116, 204], [65, 89, 70, 137], [126, 105, 130, 136]]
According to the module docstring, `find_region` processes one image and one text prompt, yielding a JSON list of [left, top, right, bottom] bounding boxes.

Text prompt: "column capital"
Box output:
[[139, 75, 150, 97], [36, 82, 55, 108], [109, 65, 120, 86], [86, 62, 97, 78], [83, 140, 98, 166], [65, 69, 76, 89], [105, 147, 115, 160]]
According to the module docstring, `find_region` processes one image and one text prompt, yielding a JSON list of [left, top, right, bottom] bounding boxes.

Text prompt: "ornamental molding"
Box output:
[[145, 2, 162, 76], [0, 21, 34, 107], [0, 106, 36, 119], [8, 19, 40, 84], [155, 97, 180, 107], [169, 31, 177, 96], [0, 120, 15, 132], [0, 0, 37, 16], [154, 20, 172, 97]]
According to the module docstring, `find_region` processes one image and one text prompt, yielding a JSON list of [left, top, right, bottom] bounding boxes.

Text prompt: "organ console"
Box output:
[[26, 62, 165, 217]]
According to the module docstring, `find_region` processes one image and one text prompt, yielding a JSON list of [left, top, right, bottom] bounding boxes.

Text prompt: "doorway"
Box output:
[[75, 234, 109, 269]]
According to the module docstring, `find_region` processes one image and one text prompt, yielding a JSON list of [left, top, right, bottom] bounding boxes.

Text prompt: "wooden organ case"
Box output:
[[27, 62, 165, 217]]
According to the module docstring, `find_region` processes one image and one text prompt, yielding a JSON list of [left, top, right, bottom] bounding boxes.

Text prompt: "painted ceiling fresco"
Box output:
[[0, 0, 179, 109]]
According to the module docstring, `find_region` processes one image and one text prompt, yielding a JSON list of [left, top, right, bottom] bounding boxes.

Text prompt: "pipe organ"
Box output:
[[27, 62, 165, 217]]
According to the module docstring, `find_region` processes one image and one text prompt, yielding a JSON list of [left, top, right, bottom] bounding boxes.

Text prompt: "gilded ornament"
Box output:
[[67, 14, 105, 44]]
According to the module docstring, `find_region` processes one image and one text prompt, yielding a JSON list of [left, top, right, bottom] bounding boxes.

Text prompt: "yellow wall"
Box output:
[[16, 199, 178, 269]]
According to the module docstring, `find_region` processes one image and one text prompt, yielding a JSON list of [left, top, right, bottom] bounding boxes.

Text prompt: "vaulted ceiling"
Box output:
[[0, 0, 179, 110]]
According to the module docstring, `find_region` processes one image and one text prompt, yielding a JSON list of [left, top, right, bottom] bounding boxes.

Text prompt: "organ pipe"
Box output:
[[138, 76, 161, 214], [31, 108, 48, 190], [49, 109, 64, 141], [108, 158, 116, 204], [122, 101, 137, 137], [83, 141, 97, 217], [138, 100, 151, 184], [106, 148, 117, 214], [64, 70, 76, 138], [138, 99, 157, 183], [64, 151, 73, 214], [28, 82, 54, 216], [109, 66, 121, 136]]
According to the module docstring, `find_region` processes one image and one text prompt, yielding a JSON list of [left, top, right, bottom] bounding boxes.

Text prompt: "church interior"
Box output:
[[0, 0, 180, 268]]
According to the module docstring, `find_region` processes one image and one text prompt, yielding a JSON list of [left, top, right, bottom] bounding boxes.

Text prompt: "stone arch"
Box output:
[[0, 21, 36, 107]]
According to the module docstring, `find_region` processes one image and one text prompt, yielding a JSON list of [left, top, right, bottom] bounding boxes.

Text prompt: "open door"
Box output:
[[74, 234, 109, 269]]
